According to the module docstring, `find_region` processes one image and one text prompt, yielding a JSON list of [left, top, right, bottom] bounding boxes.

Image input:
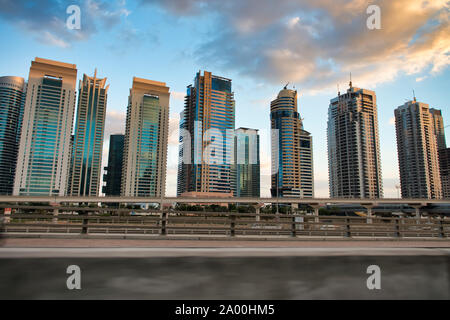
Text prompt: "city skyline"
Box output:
[[1, 56, 449, 198], [0, 0, 449, 197]]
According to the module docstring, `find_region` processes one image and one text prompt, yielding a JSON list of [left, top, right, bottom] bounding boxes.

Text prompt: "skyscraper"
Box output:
[[121, 77, 170, 197], [439, 148, 450, 199], [394, 99, 442, 199], [0, 76, 25, 195], [430, 108, 446, 150], [14, 58, 77, 196], [177, 71, 235, 196], [327, 82, 383, 199], [232, 127, 260, 198], [271, 86, 313, 198], [68, 71, 108, 196], [103, 134, 124, 196]]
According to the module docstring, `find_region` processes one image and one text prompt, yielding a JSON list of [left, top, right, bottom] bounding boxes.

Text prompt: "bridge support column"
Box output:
[[362, 203, 376, 224], [51, 203, 59, 223], [254, 203, 264, 222], [409, 203, 426, 223], [309, 203, 324, 224]]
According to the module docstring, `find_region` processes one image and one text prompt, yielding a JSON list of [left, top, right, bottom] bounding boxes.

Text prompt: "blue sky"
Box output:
[[0, 0, 449, 197]]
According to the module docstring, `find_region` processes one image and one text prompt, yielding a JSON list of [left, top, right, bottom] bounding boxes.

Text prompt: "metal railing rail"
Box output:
[[1, 212, 449, 239]]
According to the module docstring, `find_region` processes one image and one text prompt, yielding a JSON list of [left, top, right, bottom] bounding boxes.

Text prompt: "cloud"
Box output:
[[388, 117, 395, 125], [104, 110, 126, 138], [171, 91, 186, 101], [0, 0, 130, 47], [145, 0, 450, 92], [415, 75, 428, 82]]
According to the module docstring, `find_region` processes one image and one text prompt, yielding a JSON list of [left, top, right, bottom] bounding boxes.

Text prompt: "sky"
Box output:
[[0, 0, 449, 198]]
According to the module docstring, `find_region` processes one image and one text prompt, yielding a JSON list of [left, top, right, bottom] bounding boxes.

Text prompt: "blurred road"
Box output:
[[0, 238, 449, 299]]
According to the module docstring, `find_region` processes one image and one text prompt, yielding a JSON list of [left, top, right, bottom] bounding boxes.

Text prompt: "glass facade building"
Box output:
[[394, 99, 442, 199], [177, 71, 235, 196], [232, 127, 260, 197], [271, 87, 313, 198], [430, 108, 446, 150], [0, 76, 25, 195], [328, 83, 383, 199], [68, 71, 108, 196], [121, 77, 170, 197], [103, 134, 124, 196], [14, 58, 77, 196]]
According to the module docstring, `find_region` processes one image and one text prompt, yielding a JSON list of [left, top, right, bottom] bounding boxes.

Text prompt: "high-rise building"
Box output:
[[232, 127, 260, 198], [177, 71, 235, 196], [430, 108, 446, 150], [103, 134, 124, 196], [327, 82, 383, 199], [271, 86, 313, 198], [121, 77, 170, 197], [0, 76, 25, 195], [394, 99, 442, 199], [14, 58, 77, 196], [68, 71, 108, 196], [439, 148, 450, 199]]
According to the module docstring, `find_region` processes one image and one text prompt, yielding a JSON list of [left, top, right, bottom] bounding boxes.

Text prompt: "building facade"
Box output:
[[439, 148, 450, 199], [232, 127, 260, 197], [14, 58, 77, 196], [68, 71, 108, 196], [271, 86, 313, 198], [394, 99, 442, 199], [327, 82, 383, 199], [0, 76, 25, 195], [177, 71, 235, 196], [121, 77, 169, 197], [430, 108, 446, 150], [103, 134, 124, 196]]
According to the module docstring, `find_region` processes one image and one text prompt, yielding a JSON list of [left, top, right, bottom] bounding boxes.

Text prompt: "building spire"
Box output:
[[349, 72, 352, 88], [413, 89, 416, 102], [337, 83, 340, 96]]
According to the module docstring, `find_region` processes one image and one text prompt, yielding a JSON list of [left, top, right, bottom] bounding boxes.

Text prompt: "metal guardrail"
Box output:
[[1, 212, 449, 239]]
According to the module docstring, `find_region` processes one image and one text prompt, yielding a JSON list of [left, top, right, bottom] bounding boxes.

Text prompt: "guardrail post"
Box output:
[[160, 211, 167, 236], [81, 217, 88, 234], [230, 213, 236, 237], [395, 218, 401, 238], [346, 218, 351, 237], [439, 218, 446, 238], [291, 215, 297, 237]]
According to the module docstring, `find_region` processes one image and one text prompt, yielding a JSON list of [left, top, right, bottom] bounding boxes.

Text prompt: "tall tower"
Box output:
[[103, 134, 124, 196], [0, 76, 25, 195], [394, 99, 442, 199], [121, 77, 170, 197], [232, 127, 260, 198], [14, 58, 77, 196], [177, 71, 235, 196], [430, 108, 446, 150], [439, 148, 450, 199], [68, 71, 108, 196], [271, 86, 314, 198], [327, 82, 383, 199]]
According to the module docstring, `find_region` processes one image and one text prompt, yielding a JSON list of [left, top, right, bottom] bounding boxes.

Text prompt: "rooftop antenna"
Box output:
[[349, 72, 352, 88], [337, 84, 340, 96], [284, 82, 289, 90], [413, 89, 416, 102]]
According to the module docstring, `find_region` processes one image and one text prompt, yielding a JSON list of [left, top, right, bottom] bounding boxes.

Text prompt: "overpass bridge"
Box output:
[[1, 196, 449, 220]]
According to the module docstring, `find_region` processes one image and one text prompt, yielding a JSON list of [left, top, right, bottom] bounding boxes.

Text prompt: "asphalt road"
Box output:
[[0, 244, 449, 299]]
